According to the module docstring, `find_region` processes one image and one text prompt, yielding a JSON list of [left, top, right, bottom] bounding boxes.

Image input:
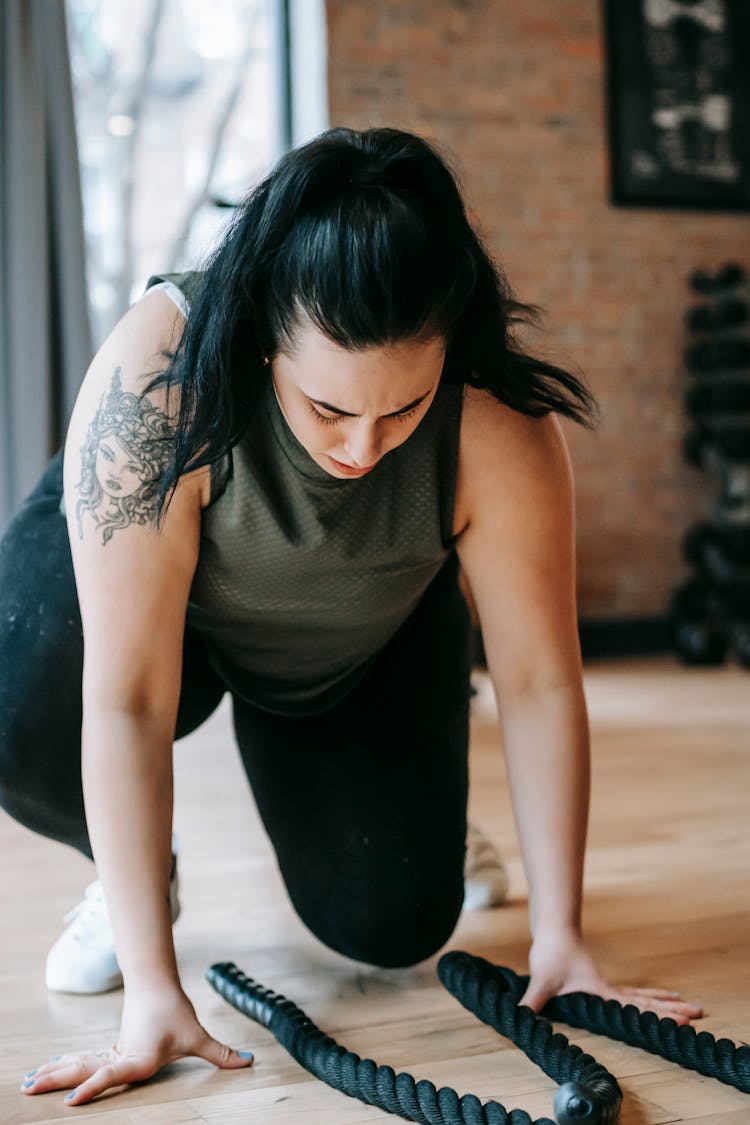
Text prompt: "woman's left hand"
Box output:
[[519, 931, 703, 1025]]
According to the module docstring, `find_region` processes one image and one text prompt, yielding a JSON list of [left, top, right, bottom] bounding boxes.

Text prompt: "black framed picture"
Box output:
[[603, 0, 750, 211]]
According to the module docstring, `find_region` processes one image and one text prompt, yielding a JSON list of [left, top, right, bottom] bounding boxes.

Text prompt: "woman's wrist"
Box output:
[[120, 942, 182, 995], [529, 912, 583, 945], [122, 965, 183, 997]]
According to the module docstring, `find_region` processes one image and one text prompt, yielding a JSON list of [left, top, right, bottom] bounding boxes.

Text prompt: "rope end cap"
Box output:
[[553, 1080, 602, 1123]]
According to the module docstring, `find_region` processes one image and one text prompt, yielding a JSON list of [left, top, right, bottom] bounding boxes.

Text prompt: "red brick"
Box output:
[[326, 0, 748, 618]]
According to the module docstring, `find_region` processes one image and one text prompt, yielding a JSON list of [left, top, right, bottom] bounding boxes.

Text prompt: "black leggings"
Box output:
[[0, 453, 473, 968]]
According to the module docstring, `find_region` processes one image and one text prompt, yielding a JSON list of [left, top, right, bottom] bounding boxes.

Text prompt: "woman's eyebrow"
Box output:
[[306, 387, 434, 418]]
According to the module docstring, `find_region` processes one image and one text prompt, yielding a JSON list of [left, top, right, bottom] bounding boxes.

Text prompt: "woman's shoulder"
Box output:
[[66, 280, 211, 512], [459, 384, 568, 468], [454, 385, 572, 536], [64, 283, 187, 470], [78, 286, 187, 410]]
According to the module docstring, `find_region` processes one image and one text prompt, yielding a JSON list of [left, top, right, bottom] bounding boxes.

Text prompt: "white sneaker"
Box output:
[[45, 848, 181, 994], [463, 822, 509, 910]]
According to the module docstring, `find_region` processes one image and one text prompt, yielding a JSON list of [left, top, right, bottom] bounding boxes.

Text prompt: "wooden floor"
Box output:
[[1, 657, 749, 1124]]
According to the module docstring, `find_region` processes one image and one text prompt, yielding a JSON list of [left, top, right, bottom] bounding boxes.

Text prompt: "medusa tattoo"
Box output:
[[76, 368, 174, 545]]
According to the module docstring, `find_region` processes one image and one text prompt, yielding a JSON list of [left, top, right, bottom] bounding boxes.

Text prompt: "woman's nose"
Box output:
[[344, 423, 381, 468]]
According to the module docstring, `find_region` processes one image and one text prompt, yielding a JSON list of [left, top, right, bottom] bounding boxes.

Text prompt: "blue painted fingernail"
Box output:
[[239, 1050, 254, 1059], [25, 1070, 38, 1078], [23, 1080, 36, 1088], [51, 1055, 62, 1061], [65, 1089, 77, 1101]]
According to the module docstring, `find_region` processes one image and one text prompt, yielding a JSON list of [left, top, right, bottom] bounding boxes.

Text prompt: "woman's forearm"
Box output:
[[81, 707, 180, 990], [496, 680, 591, 939]]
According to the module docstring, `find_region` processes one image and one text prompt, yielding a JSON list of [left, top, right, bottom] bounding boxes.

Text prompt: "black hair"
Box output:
[[147, 126, 597, 510]]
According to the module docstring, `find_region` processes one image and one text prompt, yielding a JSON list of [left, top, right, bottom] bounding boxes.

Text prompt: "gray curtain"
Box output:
[[0, 0, 92, 531]]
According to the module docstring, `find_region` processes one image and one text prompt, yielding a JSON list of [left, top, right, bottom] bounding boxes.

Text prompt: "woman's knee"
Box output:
[[289, 876, 465, 969], [0, 692, 87, 846], [0, 582, 86, 848], [0, 604, 83, 778]]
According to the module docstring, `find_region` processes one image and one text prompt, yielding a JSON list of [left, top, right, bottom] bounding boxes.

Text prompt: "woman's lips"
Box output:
[[328, 456, 375, 477]]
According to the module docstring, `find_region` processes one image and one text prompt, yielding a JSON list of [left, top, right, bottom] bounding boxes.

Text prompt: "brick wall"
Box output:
[[325, 0, 747, 619]]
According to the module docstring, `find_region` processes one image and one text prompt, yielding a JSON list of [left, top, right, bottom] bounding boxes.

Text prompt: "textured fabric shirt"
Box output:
[[145, 272, 464, 715]]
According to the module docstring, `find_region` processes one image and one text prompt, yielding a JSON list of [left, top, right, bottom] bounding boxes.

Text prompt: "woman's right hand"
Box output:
[[20, 983, 254, 1106]]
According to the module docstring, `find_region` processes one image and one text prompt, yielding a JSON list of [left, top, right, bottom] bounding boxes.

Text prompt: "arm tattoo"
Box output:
[[75, 368, 175, 545]]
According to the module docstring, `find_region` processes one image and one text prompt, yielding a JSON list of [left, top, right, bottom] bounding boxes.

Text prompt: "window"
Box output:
[[66, 0, 327, 346]]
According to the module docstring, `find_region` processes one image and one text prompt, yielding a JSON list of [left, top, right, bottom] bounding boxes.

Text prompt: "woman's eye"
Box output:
[[394, 406, 418, 423], [309, 404, 340, 426], [307, 403, 420, 426]]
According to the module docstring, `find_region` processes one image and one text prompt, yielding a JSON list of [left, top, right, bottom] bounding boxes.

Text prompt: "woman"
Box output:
[[1, 126, 701, 1108]]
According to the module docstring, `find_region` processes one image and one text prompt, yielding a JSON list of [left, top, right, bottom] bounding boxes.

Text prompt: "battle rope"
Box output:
[[441, 953, 750, 1096], [206, 951, 750, 1125]]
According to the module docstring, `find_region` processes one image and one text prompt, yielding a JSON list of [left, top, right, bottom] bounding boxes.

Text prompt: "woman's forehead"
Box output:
[[280, 321, 444, 409]]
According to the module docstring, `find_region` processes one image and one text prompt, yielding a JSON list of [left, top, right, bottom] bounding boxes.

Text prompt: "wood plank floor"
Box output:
[[1, 657, 748, 1124]]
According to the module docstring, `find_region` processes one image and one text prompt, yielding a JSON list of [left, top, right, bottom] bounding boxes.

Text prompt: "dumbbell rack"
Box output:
[[670, 262, 750, 667]]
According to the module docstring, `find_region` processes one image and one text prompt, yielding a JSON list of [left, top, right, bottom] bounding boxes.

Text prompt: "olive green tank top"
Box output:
[[145, 272, 464, 716]]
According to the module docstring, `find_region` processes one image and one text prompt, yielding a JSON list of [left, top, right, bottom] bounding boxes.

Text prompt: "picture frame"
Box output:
[[603, 0, 750, 211]]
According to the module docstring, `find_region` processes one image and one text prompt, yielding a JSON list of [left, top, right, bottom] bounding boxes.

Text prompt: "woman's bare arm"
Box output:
[[455, 388, 702, 1023], [23, 291, 252, 1106], [65, 289, 204, 991]]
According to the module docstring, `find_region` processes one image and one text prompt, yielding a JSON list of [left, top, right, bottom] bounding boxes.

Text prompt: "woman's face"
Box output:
[[271, 320, 446, 479], [95, 433, 144, 499]]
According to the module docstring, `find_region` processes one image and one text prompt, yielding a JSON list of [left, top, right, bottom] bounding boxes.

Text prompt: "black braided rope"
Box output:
[[206, 952, 750, 1125], [440, 953, 750, 1095], [208, 961, 591, 1124], [438, 953, 621, 1123], [534, 966, 750, 1094]]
